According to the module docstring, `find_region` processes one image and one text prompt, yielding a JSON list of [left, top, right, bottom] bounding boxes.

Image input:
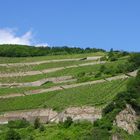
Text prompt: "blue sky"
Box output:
[[0, 0, 140, 51]]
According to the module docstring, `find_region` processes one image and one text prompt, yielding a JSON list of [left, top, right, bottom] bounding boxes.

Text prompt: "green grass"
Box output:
[[0, 79, 128, 112], [0, 52, 105, 64], [0, 63, 102, 83], [0, 59, 126, 83], [0, 81, 76, 96], [0, 60, 97, 73]]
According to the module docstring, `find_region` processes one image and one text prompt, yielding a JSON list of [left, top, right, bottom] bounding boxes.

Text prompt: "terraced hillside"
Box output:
[[0, 51, 139, 140], [0, 52, 135, 112]]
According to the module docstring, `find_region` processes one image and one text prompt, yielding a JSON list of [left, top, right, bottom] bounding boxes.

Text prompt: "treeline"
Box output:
[[0, 44, 105, 57]]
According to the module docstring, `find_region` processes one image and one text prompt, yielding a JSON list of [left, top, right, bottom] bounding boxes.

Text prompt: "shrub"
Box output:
[[77, 72, 86, 78], [103, 102, 115, 115], [90, 128, 110, 140], [34, 117, 40, 129], [77, 76, 90, 83], [39, 125, 45, 132], [95, 72, 102, 78], [5, 129, 21, 140], [63, 117, 73, 128], [110, 56, 118, 61], [94, 117, 112, 131], [100, 65, 106, 73], [129, 53, 140, 67], [100, 56, 108, 61], [8, 119, 29, 129], [28, 135, 34, 140]]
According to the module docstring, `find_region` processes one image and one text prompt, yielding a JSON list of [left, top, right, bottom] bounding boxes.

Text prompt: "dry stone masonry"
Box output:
[[0, 106, 102, 124]]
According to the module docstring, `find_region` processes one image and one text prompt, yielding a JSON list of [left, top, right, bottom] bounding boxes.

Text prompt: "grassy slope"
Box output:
[[0, 63, 102, 83], [0, 60, 96, 73], [0, 79, 128, 112], [0, 53, 139, 139], [0, 59, 127, 83], [0, 81, 75, 96]]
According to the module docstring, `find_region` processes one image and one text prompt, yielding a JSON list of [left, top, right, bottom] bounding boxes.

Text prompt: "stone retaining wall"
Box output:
[[0, 106, 102, 124]]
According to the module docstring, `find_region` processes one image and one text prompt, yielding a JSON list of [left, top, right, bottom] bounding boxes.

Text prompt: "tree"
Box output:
[[108, 48, 118, 61], [129, 53, 140, 68], [108, 48, 114, 58], [100, 65, 106, 73]]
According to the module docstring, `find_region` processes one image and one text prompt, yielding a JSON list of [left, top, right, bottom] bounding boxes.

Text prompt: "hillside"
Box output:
[[0, 47, 139, 140]]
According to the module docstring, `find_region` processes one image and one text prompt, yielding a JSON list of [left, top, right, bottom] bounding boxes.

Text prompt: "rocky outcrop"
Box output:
[[114, 104, 138, 134], [0, 106, 102, 124], [59, 106, 101, 122]]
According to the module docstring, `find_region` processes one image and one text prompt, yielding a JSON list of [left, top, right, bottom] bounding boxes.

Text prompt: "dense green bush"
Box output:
[[108, 49, 129, 62], [39, 125, 45, 132], [100, 56, 108, 61], [95, 72, 102, 78], [63, 117, 73, 128], [5, 129, 21, 140], [94, 117, 112, 131], [97, 57, 138, 79], [91, 128, 110, 140], [8, 119, 29, 129], [77, 72, 86, 77], [129, 53, 140, 67], [34, 118, 40, 129]]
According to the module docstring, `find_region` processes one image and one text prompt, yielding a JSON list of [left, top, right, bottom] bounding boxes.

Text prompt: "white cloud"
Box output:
[[0, 28, 32, 45], [35, 43, 49, 47], [0, 28, 48, 46]]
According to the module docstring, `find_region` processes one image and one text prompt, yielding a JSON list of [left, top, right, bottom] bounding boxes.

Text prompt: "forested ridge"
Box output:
[[0, 44, 105, 57]]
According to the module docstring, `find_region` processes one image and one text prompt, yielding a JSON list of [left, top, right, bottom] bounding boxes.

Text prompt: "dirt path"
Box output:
[[0, 56, 102, 67], [0, 93, 24, 99], [0, 61, 106, 78], [0, 76, 76, 87], [0, 71, 137, 99]]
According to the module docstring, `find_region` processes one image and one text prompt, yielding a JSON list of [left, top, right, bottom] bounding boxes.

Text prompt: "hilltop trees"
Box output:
[[0, 44, 105, 57]]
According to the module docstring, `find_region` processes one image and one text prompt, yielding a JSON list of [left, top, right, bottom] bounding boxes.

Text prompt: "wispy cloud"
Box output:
[[0, 28, 48, 47], [0, 28, 32, 45]]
